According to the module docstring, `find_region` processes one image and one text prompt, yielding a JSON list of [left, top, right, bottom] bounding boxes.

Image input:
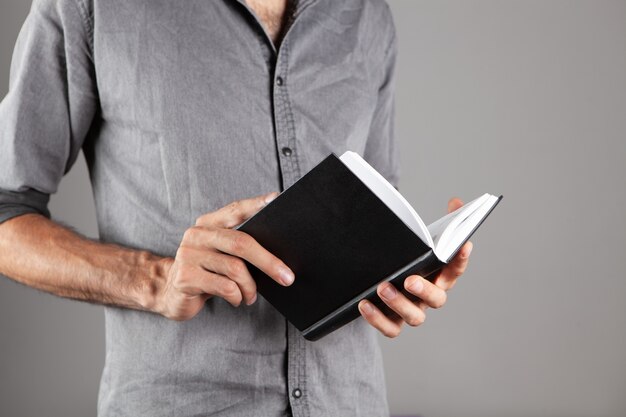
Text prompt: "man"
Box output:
[[0, 0, 472, 415]]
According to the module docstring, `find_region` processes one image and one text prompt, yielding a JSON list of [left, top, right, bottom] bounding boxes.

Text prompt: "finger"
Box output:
[[434, 241, 473, 291], [176, 246, 258, 305], [198, 272, 244, 307], [377, 282, 426, 327], [175, 266, 243, 307], [447, 197, 464, 214], [404, 275, 448, 309], [205, 228, 295, 286], [358, 300, 404, 338], [196, 192, 279, 228]]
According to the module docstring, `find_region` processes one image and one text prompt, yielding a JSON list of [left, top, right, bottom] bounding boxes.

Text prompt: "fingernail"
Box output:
[[466, 243, 473, 256], [264, 192, 279, 205], [279, 266, 295, 286], [361, 301, 374, 315], [409, 277, 423, 293], [381, 283, 397, 300], [247, 293, 257, 306]]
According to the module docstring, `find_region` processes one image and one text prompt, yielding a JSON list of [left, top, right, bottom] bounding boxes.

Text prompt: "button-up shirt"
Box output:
[[0, 0, 399, 416]]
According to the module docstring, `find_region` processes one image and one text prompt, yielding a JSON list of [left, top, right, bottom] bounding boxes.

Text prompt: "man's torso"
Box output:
[[8, 0, 398, 415]]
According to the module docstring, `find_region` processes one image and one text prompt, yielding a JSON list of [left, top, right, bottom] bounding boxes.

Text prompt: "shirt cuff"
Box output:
[[0, 188, 51, 224]]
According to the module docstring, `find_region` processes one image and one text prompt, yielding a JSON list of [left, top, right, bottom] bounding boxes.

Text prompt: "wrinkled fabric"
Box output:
[[0, 0, 399, 416]]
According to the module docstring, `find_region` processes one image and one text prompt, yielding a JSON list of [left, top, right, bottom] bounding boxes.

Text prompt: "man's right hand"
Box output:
[[155, 192, 295, 321]]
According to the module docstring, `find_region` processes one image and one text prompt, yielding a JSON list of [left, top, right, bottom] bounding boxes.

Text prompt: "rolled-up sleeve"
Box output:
[[0, 0, 97, 224], [362, 4, 399, 189]]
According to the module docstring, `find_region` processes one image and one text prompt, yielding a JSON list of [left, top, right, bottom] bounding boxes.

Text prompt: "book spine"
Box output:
[[302, 251, 445, 341]]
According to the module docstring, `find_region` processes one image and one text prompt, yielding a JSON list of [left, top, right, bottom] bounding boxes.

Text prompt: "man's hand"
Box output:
[[358, 197, 473, 338], [155, 192, 295, 321]]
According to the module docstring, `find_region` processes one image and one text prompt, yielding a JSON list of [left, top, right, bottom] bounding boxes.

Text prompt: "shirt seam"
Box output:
[[73, 0, 94, 58], [381, 2, 397, 82]]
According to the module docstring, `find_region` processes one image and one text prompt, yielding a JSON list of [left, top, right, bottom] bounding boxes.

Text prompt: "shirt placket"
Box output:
[[236, 0, 314, 413], [273, 41, 309, 417], [273, 43, 302, 190]]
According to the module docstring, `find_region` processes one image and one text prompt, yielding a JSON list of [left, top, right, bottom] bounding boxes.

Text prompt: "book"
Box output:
[[237, 151, 502, 341]]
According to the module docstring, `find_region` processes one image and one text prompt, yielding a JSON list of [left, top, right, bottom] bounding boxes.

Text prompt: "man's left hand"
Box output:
[[358, 197, 472, 338]]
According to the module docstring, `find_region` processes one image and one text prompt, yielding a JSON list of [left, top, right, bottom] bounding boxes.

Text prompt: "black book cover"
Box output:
[[238, 153, 450, 341]]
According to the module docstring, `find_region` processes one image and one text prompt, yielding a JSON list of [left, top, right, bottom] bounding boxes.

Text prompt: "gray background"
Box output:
[[1, 1, 625, 416]]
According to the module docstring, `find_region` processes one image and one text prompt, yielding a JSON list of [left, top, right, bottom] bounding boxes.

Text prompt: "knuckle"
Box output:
[[225, 213, 245, 229], [175, 246, 192, 261], [182, 227, 195, 241], [221, 281, 240, 298], [183, 226, 203, 242], [226, 258, 246, 278], [205, 227, 217, 240], [231, 232, 251, 253], [195, 213, 217, 226], [227, 201, 241, 214]]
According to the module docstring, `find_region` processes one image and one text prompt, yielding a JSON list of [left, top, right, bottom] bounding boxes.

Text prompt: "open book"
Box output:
[[238, 151, 502, 340], [340, 151, 501, 263]]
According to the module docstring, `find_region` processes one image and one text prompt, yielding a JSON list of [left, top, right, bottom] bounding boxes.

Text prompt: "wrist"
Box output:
[[138, 252, 172, 315]]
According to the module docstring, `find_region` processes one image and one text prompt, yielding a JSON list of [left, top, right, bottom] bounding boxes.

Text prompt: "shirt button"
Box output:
[[276, 76, 284, 86], [292, 388, 302, 399], [281, 147, 293, 156]]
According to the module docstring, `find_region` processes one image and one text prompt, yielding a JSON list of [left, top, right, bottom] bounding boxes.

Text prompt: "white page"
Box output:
[[427, 193, 490, 248], [433, 194, 499, 261], [339, 151, 433, 247]]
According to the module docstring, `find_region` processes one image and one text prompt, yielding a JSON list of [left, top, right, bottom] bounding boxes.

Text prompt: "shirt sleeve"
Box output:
[[362, 6, 399, 189], [0, 0, 98, 224]]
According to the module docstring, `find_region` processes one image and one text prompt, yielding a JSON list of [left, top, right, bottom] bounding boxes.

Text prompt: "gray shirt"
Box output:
[[0, 0, 399, 415]]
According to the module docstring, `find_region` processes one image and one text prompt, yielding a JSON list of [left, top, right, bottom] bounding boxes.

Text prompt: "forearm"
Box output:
[[0, 214, 168, 313]]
